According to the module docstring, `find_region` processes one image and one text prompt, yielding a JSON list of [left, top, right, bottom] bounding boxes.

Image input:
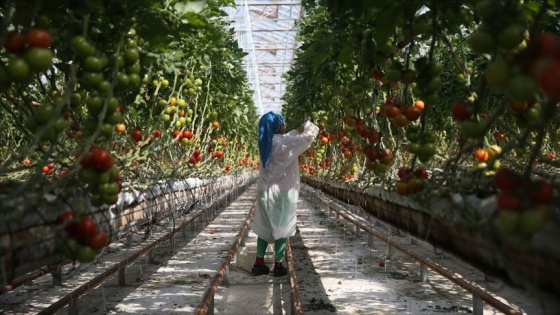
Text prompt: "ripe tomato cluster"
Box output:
[[471, 145, 502, 174], [41, 162, 56, 175], [383, 97, 423, 128], [188, 149, 202, 168], [363, 146, 394, 175], [78, 147, 122, 207], [57, 210, 109, 263], [396, 166, 429, 196], [174, 129, 195, 146], [495, 168, 554, 238]]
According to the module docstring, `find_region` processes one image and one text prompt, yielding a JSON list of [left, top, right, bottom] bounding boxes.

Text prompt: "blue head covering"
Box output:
[[258, 111, 285, 168]]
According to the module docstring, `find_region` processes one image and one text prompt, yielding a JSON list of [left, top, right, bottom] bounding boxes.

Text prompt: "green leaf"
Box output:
[[337, 45, 353, 65], [184, 12, 207, 27]]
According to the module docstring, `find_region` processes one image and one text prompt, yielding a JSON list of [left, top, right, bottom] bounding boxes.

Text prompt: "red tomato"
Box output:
[[384, 105, 401, 118], [396, 181, 409, 195], [154, 130, 161, 138], [4, 31, 27, 54], [451, 102, 470, 121], [78, 218, 98, 240], [404, 106, 421, 121], [373, 69, 384, 81], [27, 28, 51, 48], [393, 114, 409, 127], [57, 210, 75, 225], [415, 168, 429, 179], [509, 101, 528, 113], [414, 100, 425, 110], [89, 231, 109, 251], [193, 149, 201, 157], [65, 221, 81, 239], [92, 148, 114, 171], [494, 168, 521, 191], [131, 129, 142, 142], [535, 33, 560, 59], [493, 132, 505, 141], [397, 166, 410, 180], [497, 191, 520, 210], [527, 180, 554, 203], [182, 130, 193, 140], [538, 59, 560, 100], [80, 153, 93, 168]]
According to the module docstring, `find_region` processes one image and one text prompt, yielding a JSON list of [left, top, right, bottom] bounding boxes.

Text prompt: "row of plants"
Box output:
[[283, 0, 560, 260], [0, 0, 260, 267]]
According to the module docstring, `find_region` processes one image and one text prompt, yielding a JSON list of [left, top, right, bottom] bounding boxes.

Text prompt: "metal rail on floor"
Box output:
[[302, 184, 525, 315], [25, 181, 248, 315], [40, 190, 235, 315], [195, 202, 256, 315], [286, 238, 304, 315], [196, 203, 304, 315]]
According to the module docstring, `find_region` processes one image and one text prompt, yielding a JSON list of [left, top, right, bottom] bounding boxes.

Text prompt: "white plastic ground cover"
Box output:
[[112, 171, 257, 209], [0, 171, 258, 282], [305, 176, 560, 262]]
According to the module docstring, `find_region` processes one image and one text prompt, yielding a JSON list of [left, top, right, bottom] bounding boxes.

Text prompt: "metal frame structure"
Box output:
[[225, 0, 302, 115]]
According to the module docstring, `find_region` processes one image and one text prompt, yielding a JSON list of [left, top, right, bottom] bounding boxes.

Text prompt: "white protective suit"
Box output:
[[252, 121, 319, 243]]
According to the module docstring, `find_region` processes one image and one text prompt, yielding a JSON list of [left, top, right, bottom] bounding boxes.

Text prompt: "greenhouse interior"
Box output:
[[1, 0, 560, 314]]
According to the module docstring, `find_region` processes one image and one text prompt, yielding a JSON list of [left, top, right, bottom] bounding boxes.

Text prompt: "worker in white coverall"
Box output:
[[251, 111, 319, 277]]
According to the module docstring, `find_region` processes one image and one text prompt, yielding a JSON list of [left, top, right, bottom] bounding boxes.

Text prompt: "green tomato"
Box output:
[[84, 56, 105, 72], [86, 96, 104, 116], [126, 62, 141, 74], [467, 30, 495, 54], [518, 209, 547, 238], [53, 118, 66, 133], [82, 72, 104, 88], [7, 57, 31, 82], [35, 104, 55, 124], [97, 80, 112, 96], [97, 170, 112, 184], [497, 24, 525, 50], [100, 123, 114, 138], [123, 48, 140, 65], [523, 107, 540, 122], [60, 238, 79, 259], [79, 167, 98, 185], [106, 111, 123, 125], [505, 75, 537, 103], [498, 210, 520, 234], [106, 97, 119, 113], [485, 59, 509, 89], [70, 92, 82, 107], [459, 120, 485, 139], [408, 142, 421, 155], [98, 182, 120, 195], [76, 245, 97, 263], [24, 48, 53, 72], [128, 73, 141, 86], [116, 72, 130, 87], [71, 36, 95, 58]]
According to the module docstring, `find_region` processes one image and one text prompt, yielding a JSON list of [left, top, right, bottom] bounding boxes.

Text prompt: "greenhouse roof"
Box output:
[[225, 0, 302, 116]]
